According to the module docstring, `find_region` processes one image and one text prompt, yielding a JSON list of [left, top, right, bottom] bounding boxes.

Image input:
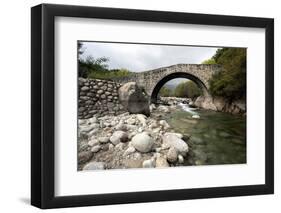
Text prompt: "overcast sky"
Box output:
[[80, 42, 219, 72]]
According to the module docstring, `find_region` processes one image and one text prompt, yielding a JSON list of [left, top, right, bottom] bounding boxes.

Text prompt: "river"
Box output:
[[164, 103, 246, 166]]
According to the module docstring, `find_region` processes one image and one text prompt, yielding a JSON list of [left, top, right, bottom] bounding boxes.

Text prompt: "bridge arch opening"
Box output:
[[150, 72, 209, 104]]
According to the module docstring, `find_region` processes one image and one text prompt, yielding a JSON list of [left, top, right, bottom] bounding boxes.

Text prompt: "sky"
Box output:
[[80, 41, 219, 73]]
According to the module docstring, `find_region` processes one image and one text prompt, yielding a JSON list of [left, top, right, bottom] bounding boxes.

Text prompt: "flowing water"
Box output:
[[165, 104, 246, 166]]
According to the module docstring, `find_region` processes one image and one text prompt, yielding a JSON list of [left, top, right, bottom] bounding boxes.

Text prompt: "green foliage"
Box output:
[[159, 86, 172, 97], [209, 48, 246, 100], [87, 68, 132, 79], [201, 58, 216, 64], [79, 55, 109, 78], [173, 81, 202, 98]]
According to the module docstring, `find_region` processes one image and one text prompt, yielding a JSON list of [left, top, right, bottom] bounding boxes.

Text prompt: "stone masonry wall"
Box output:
[[78, 78, 125, 119]]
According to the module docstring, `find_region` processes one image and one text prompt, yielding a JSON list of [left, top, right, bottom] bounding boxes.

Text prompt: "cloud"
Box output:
[[80, 42, 218, 72]]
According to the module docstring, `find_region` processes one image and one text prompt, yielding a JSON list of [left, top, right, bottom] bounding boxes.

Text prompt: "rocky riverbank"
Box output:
[[194, 96, 246, 115], [153, 96, 246, 116], [158, 97, 191, 105], [77, 77, 246, 171], [78, 104, 191, 170]]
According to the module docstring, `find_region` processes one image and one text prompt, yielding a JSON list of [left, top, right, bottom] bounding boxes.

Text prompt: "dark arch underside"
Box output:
[[150, 72, 208, 104]]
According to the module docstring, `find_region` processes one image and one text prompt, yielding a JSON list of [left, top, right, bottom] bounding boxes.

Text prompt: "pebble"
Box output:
[[115, 122, 127, 131], [88, 139, 99, 147], [157, 105, 170, 113], [159, 120, 170, 129], [155, 147, 162, 152], [192, 114, 200, 119], [123, 146, 136, 156], [178, 155, 184, 164], [98, 137, 110, 143], [91, 145, 101, 153], [115, 143, 124, 150], [108, 144, 114, 150], [142, 159, 155, 168], [87, 128, 99, 137], [83, 162, 106, 170], [78, 151, 93, 164], [81, 86, 90, 91], [110, 131, 128, 145], [88, 116, 98, 124], [136, 114, 147, 126], [167, 147, 178, 163], [127, 118, 136, 125], [156, 157, 170, 168], [149, 121, 158, 129], [79, 120, 86, 125], [165, 132, 183, 139]]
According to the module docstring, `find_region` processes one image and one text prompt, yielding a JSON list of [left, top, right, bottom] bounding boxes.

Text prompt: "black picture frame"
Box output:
[[31, 3, 274, 209]]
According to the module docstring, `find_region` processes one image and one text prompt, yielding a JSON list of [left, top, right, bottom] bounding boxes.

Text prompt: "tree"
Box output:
[[208, 48, 246, 100], [173, 81, 202, 98], [77, 43, 132, 79], [79, 54, 110, 78], [83, 56, 109, 72], [159, 86, 172, 97]]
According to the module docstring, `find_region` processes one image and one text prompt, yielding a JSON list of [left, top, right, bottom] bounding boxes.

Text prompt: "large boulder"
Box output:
[[162, 133, 189, 156], [213, 96, 227, 111], [131, 132, 154, 153], [232, 99, 246, 114], [194, 96, 217, 111], [196, 95, 246, 115], [118, 82, 150, 116]]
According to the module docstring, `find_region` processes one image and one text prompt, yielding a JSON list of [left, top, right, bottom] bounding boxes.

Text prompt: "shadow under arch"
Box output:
[[150, 72, 209, 104]]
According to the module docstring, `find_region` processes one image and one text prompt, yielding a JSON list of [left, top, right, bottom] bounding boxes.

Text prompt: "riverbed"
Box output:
[[165, 104, 246, 166]]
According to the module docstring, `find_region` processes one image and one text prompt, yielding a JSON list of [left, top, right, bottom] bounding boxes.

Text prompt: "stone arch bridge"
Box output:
[[113, 64, 221, 103]]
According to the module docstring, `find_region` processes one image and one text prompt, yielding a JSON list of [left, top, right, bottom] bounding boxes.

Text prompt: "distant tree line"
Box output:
[[159, 81, 202, 98], [78, 42, 132, 79]]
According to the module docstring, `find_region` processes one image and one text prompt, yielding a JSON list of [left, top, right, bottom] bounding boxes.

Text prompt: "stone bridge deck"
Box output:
[[112, 64, 222, 99]]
